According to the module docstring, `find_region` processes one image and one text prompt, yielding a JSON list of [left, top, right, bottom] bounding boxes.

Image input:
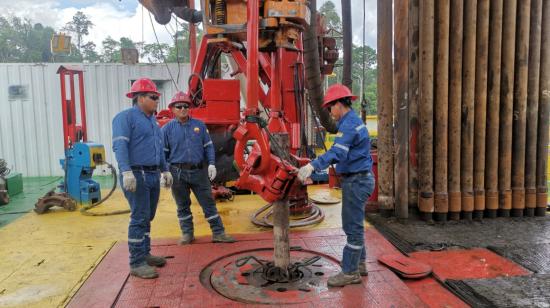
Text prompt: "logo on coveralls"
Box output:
[[194, 127, 200, 134]]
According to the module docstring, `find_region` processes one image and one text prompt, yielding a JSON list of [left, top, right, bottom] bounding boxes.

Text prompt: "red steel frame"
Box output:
[[58, 66, 87, 150]]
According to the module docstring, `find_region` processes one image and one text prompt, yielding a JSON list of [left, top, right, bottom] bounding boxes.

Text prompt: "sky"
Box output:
[[0, 0, 376, 52]]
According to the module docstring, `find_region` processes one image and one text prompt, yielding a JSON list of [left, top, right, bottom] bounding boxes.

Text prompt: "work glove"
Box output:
[[297, 163, 315, 183], [122, 171, 137, 192], [160, 171, 173, 188], [208, 165, 217, 181]]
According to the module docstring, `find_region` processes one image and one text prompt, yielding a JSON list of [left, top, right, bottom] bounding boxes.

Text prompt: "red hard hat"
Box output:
[[321, 84, 357, 108], [168, 91, 193, 108], [126, 78, 161, 98]]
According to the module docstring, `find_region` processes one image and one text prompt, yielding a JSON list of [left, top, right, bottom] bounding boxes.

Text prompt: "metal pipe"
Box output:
[[448, 0, 463, 221], [418, 0, 435, 221], [498, 0, 517, 217], [272, 200, 290, 270], [525, 0, 543, 217], [341, 0, 352, 89], [245, 0, 259, 114], [303, 0, 337, 133], [409, 0, 420, 209], [377, 0, 395, 216], [189, 0, 197, 66], [485, 0, 503, 218], [473, 0, 490, 220], [536, 0, 550, 216], [511, 0, 531, 217], [395, 0, 409, 220], [434, 0, 450, 222], [461, 0, 477, 220]]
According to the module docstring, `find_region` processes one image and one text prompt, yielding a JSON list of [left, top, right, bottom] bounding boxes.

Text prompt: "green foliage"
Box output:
[[0, 17, 55, 62], [62, 11, 93, 58], [101, 36, 121, 63]]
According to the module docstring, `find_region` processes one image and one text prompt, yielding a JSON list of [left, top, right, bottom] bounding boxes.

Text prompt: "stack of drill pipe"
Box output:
[[434, 0, 450, 222], [485, 0, 503, 218], [448, 0, 463, 221], [525, 0, 542, 217], [537, 1, 550, 216], [408, 0, 420, 209], [461, 0, 477, 221]]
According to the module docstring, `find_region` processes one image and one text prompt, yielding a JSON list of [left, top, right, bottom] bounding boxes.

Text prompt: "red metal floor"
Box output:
[[68, 227, 529, 308]]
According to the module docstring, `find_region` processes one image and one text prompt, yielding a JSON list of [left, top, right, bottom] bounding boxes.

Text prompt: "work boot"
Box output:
[[212, 233, 237, 243], [146, 254, 166, 267], [327, 271, 361, 287], [130, 264, 158, 279], [358, 262, 368, 276], [178, 233, 195, 245]]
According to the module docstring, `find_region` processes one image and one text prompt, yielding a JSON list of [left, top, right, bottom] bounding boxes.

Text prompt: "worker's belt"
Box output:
[[171, 162, 204, 170], [340, 171, 371, 178], [131, 165, 160, 172]]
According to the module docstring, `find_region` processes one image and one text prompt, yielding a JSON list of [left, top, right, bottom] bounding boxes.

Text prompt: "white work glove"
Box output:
[[208, 164, 217, 181], [122, 171, 137, 192], [160, 171, 173, 188], [297, 163, 315, 183]]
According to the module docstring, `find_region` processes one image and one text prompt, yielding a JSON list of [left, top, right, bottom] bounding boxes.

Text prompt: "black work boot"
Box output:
[[146, 254, 166, 267], [130, 264, 158, 279], [212, 233, 237, 243], [358, 262, 368, 276]]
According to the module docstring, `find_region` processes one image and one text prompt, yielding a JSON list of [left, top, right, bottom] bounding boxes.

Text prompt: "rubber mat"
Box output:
[[488, 243, 550, 274], [446, 274, 550, 308], [367, 213, 550, 251]]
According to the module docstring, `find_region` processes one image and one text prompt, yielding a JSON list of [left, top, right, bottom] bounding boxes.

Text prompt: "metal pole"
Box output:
[[377, 0, 395, 216], [245, 0, 259, 114], [409, 0, 420, 209], [461, 0, 477, 220], [434, 0, 450, 222], [473, 0, 490, 220], [536, 0, 550, 216], [525, 0, 542, 217], [448, 0, 463, 221], [342, 0, 352, 89], [395, 0, 409, 219], [511, 0, 531, 217], [272, 200, 290, 270], [498, 0, 517, 217], [485, 0, 503, 218], [418, 0, 435, 221]]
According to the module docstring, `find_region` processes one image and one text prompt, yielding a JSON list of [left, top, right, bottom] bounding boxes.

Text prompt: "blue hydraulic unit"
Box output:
[[57, 65, 104, 204]]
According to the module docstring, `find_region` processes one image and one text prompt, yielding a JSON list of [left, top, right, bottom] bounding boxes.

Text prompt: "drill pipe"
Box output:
[[409, 0, 420, 208], [461, 0, 477, 220], [434, 0, 450, 222], [473, 0, 490, 220], [498, 0, 517, 217], [448, 0, 463, 221], [418, 0, 435, 221], [485, 0, 503, 218], [511, 0, 531, 217], [525, 0, 543, 217], [377, 0, 395, 216], [536, 0, 550, 216]]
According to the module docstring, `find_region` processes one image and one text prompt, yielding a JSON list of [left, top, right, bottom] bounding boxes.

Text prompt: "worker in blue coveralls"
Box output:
[[112, 78, 173, 279], [162, 91, 236, 245], [298, 84, 375, 287]]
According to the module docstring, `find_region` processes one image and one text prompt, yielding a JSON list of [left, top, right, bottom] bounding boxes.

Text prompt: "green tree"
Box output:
[[63, 11, 94, 57], [81, 41, 100, 63], [319, 1, 342, 32], [101, 36, 120, 62], [165, 22, 204, 63], [142, 42, 170, 63], [0, 17, 55, 62]]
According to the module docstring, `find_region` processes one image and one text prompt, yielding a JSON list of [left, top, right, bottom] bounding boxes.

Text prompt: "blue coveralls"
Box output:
[[161, 117, 225, 236], [310, 110, 375, 273], [112, 105, 167, 268]]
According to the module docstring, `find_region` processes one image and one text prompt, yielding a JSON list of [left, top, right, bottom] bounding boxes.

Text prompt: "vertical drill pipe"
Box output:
[[511, 0, 531, 217], [461, 0, 477, 220], [498, 0, 517, 217], [341, 0, 352, 89], [525, 0, 542, 217], [434, 0, 450, 222], [448, 0, 463, 221], [536, 0, 550, 216], [418, 0, 435, 220], [189, 0, 197, 66], [395, 0, 409, 219], [409, 0, 420, 208], [272, 200, 290, 270], [473, 0, 490, 220], [377, 0, 395, 216], [245, 0, 259, 114], [485, 0, 503, 218]]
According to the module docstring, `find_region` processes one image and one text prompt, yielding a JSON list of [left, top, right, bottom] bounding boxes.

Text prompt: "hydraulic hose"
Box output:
[[80, 162, 130, 216]]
